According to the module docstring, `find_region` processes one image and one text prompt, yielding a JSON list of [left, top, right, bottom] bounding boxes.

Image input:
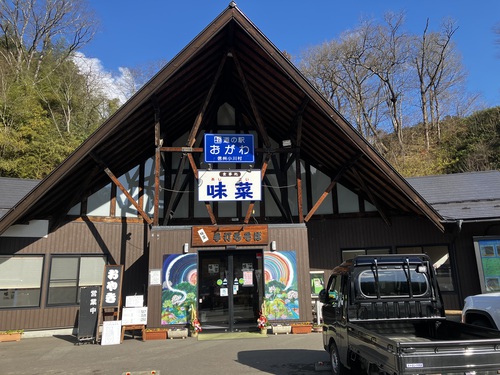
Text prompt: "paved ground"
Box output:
[[0, 332, 330, 375]]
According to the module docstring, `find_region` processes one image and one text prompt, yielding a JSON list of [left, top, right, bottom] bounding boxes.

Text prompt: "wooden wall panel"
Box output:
[[307, 216, 469, 310], [0, 220, 147, 331], [148, 224, 311, 327]]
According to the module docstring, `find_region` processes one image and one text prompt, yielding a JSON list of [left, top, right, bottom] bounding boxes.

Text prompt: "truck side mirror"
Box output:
[[318, 289, 328, 303], [319, 289, 339, 304]]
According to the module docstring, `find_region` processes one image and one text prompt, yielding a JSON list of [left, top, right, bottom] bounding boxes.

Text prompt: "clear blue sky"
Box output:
[[84, 0, 500, 107]]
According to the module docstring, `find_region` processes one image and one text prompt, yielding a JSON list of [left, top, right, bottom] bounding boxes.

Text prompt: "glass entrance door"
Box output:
[[198, 250, 263, 332]]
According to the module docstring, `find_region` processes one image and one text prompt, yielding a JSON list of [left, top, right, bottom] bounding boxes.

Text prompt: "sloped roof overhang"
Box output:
[[0, 3, 444, 234]]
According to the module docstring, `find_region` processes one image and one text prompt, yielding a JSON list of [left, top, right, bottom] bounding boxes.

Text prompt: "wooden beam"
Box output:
[[296, 152, 304, 223], [351, 166, 391, 226], [304, 153, 363, 222], [49, 165, 100, 231], [186, 53, 227, 147], [163, 53, 226, 224], [153, 96, 161, 226], [243, 155, 270, 223], [233, 51, 271, 148], [90, 152, 153, 225], [187, 153, 216, 224]]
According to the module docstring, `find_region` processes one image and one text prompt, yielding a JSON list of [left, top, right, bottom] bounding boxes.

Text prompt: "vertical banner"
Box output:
[[161, 253, 198, 325], [101, 265, 123, 308], [78, 286, 100, 339], [263, 251, 299, 320]]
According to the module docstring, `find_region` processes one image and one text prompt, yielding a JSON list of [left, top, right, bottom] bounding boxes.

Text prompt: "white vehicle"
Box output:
[[462, 292, 500, 330]]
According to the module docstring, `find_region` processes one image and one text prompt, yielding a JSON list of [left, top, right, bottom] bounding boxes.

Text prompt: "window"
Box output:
[[47, 256, 106, 305], [397, 245, 454, 292], [0, 256, 43, 308], [357, 268, 429, 298]]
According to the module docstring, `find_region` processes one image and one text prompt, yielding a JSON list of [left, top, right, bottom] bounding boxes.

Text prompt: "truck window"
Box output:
[[328, 275, 342, 302], [358, 268, 429, 298]]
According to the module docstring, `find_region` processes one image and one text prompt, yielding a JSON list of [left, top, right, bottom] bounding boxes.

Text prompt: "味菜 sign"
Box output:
[[198, 169, 261, 201], [192, 225, 268, 247], [204, 133, 254, 163]]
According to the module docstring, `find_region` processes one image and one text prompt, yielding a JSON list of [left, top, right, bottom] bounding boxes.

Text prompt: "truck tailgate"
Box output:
[[397, 338, 500, 374], [348, 322, 500, 374]]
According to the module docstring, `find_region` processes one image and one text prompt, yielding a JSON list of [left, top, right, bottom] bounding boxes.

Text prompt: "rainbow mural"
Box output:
[[161, 253, 198, 325], [263, 251, 299, 320]]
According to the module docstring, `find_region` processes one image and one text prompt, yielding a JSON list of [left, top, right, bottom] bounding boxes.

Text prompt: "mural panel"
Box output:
[[161, 253, 198, 325], [263, 251, 299, 320]]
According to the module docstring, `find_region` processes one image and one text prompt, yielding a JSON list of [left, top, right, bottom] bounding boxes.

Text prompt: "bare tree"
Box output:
[[0, 0, 97, 81], [299, 26, 388, 153], [413, 18, 461, 149], [361, 12, 412, 152]]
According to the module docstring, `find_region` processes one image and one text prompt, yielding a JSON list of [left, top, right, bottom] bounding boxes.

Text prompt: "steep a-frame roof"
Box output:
[[0, 3, 444, 234]]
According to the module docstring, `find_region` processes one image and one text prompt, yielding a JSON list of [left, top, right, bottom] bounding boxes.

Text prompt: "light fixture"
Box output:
[[183, 243, 189, 253], [270, 241, 277, 251], [282, 139, 292, 148]]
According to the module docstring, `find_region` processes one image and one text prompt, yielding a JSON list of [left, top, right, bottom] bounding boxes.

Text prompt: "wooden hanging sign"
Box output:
[[192, 225, 268, 247]]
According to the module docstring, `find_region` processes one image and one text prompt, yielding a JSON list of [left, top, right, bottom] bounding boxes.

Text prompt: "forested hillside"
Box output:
[[0, 1, 498, 180], [384, 106, 500, 177]]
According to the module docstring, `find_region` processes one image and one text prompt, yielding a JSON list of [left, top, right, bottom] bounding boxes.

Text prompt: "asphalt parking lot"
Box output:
[[0, 331, 330, 375]]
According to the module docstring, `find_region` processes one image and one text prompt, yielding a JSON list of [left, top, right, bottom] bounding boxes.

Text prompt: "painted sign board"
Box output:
[[192, 224, 268, 247], [77, 286, 100, 340], [101, 265, 123, 309], [198, 169, 261, 201], [204, 133, 254, 163]]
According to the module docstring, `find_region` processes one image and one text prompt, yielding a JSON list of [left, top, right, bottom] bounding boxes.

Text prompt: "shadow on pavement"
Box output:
[[238, 348, 328, 374]]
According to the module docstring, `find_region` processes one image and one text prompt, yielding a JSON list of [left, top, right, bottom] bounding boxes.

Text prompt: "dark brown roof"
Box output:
[[0, 4, 444, 234]]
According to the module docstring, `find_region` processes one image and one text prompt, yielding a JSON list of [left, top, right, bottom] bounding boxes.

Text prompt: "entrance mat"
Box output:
[[197, 332, 268, 340]]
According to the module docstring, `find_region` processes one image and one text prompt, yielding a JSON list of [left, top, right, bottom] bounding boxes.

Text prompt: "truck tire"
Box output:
[[329, 341, 346, 375]]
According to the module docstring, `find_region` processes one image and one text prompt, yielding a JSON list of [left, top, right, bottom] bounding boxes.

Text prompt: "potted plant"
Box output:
[[0, 329, 23, 342], [257, 311, 268, 334], [291, 322, 312, 334], [142, 327, 168, 341], [312, 324, 323, 333]]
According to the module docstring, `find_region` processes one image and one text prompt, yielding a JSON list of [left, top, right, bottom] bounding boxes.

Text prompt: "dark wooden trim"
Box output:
[[90, 152, 153, 225]]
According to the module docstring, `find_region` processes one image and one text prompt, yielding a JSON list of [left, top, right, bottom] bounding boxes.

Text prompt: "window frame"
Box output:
[[47, 255, 106, 307], [0, 255, 44, 309]]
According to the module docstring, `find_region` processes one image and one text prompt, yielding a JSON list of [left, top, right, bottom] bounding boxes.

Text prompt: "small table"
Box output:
[[121, 324, 145, 342]]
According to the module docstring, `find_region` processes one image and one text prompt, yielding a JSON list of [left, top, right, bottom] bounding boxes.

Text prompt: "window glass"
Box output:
[[48, 256, 106, 306], [0, 256, 43, 308], [87, 183, 111, 216], [310, 166, 333, 215], [425, 245, 454, 292], [116, 166, 140, 217], [80, 257, 106, 286], [48, 257, 79, 305], [397, 245, 454, 292], [358, 268, 429, 298], [144, 157, 164, 217], [337, 183, 359, 213]]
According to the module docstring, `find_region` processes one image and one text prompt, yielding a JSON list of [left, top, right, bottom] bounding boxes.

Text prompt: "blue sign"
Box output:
[[204, 133, 254, 163]]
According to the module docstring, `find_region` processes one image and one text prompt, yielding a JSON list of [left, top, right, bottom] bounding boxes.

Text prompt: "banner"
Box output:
[[198, 169, 261, 201]]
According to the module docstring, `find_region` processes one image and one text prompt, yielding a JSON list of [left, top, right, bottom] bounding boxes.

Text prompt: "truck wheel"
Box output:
[[329, 341, 345, 375]]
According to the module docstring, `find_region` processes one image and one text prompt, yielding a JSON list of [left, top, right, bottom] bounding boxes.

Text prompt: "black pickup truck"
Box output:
[[319, 254, 500, 375]]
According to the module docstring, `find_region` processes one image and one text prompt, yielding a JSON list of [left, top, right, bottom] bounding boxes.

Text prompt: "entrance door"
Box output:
[[198, 250, 263, 332]]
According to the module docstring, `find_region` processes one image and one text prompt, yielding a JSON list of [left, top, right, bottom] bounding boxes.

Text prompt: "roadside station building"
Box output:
[[1, 3, 499, 335]]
